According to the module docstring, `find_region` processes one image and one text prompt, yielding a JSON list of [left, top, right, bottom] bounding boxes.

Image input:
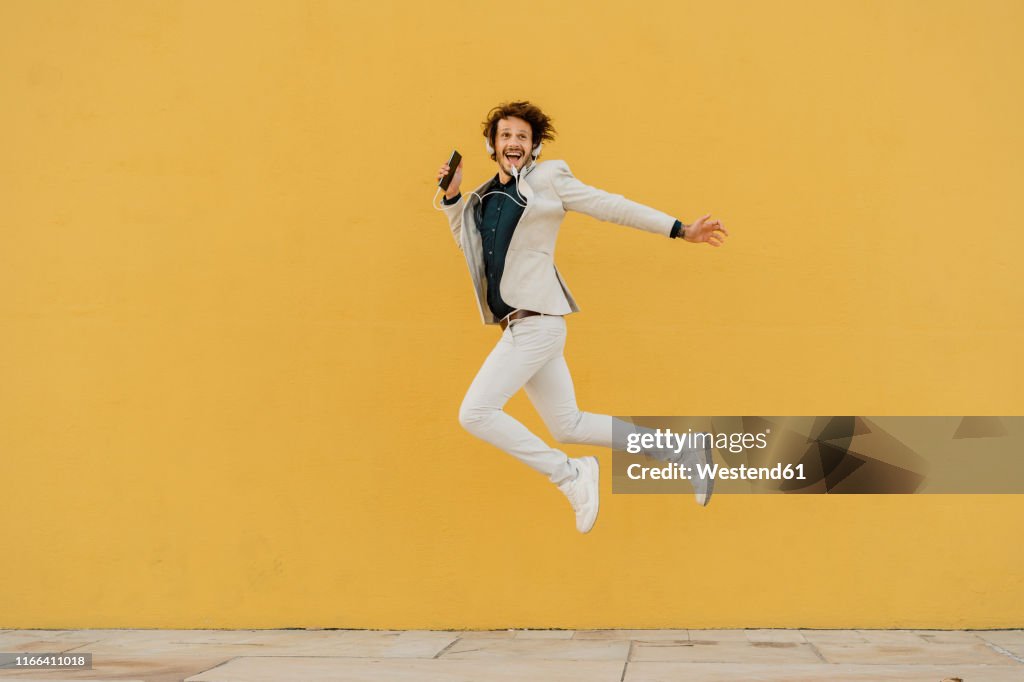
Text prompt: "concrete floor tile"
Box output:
[[813, 641, 1019, 666], [975, 630, 1024, 644], [368, 631, 459, 657], [51, 630, 456, 659], [185, 656, 626, 681], [625, 662, 1024, 681], [799, 629, 870, 644], [854, 629, 930, 645], [575, 630, 689, 642], [448, 630, 516, 640], [911, 630, 985, 644], [440, 638, 630, 661], [976, 630, 1024, 656], [257, 630, 456, 658], [745, 629, 807, 643], [0, 630, 273, 655], [0, 653, 230, 682], [513, 630, 574, 639], [0, 631, 105, 653], [0, 639, 102, 655], [632, 641, 823, 664], [975, 638, 1024, 662], [686, 630, 753, 643]]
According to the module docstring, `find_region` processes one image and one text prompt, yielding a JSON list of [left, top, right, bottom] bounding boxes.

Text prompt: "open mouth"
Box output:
[[505, 151, 523, 162]]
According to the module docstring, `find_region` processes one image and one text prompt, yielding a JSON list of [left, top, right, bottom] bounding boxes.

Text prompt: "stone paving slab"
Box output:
[[0, 652, 224, 682], [686, 629, 751, 642], [812, 640, 1016, 666], [448, 630, 517, 640], [799, 629, 871, 643], [439, 637, 630, 661], [574, 630, 689, 641], [0, 633, 103, 654], [185, 656, 626, 682], [744, 629, 807, 643], [631, 640, 824, 664], [975, 631, 1024, 659], [512, 630, 573, 639], [911, 630, 987, 644], [625, 661, 1024, 681], [0, 630, 457, 660], [977, 631, 1024, 646], [856, 630, 959, 645]]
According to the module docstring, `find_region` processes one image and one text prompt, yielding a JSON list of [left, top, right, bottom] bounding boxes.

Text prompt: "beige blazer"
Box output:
[[442, 159, 677, 325]]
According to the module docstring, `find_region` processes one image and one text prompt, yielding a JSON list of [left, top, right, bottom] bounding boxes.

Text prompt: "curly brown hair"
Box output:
[[481, 101, 557, 161]]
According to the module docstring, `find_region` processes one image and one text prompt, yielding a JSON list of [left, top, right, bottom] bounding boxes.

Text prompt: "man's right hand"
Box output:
[[436, 160, 463, 200]]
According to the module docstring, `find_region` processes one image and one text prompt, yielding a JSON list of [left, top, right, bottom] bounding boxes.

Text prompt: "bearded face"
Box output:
[[493, 116, 535, 176]]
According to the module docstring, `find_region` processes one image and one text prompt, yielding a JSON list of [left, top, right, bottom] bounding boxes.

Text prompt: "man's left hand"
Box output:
[[683, 213, 729, 247]]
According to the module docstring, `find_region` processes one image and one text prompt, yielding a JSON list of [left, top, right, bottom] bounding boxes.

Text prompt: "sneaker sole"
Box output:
[[699, 445, 715, 507], [582, 456, 600, 533]]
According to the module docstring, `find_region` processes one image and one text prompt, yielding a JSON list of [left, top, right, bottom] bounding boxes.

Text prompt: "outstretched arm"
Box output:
[[552, 160, 728, 246]]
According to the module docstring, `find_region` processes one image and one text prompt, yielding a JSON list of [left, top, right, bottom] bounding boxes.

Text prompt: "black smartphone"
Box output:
[[438, 150, 461, 192]]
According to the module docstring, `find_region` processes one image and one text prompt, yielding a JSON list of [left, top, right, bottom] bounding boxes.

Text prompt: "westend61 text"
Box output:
[[627, 462, 807, 481]]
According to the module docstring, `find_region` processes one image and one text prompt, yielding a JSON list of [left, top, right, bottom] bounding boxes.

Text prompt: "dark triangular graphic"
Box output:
[[781, 439, 864, 493], [952, 416, 1008, 439], [814, 415, 872, 442], [777, 417, 927, 493]]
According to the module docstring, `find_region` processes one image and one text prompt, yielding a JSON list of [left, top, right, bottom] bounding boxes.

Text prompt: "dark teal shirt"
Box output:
[[477, 174, 525, 320]]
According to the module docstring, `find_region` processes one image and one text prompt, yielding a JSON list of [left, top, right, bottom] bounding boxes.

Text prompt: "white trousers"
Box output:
[[458, 313, 670, 486]]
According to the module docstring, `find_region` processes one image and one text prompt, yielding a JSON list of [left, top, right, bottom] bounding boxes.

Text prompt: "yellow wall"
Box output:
[[2, 0, 1022, 629]]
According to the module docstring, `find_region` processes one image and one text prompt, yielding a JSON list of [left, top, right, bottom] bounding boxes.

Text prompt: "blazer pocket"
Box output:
[[502, 248, 557, 299]]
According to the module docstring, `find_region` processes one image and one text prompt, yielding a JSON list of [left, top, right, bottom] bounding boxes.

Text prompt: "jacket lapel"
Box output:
[[514, 163, 536, 207], [460, 176, 493, 252], [505, 164, 535, 252], [459, 176, 494, 286]]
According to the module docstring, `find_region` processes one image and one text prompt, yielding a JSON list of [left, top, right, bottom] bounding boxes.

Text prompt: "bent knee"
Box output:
[[458, 401, 493, 433], [550, 413, 586, 444]]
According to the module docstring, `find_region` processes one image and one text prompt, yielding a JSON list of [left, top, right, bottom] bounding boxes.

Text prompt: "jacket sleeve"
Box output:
[[550, 160, 677, 238], [440, 193, 464, 251]]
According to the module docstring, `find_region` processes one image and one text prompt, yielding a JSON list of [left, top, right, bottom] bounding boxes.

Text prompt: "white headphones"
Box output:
[[485, 139, 543, 159]]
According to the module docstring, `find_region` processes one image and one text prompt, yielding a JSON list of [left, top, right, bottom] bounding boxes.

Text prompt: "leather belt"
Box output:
[[499, 309, 541, 331]]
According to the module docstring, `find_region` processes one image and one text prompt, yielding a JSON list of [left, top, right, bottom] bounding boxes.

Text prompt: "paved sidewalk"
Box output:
[[1, 628, 1022, 681]]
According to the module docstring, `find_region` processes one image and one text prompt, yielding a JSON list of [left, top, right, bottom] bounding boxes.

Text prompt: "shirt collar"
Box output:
[[487, 173, 516, 191]]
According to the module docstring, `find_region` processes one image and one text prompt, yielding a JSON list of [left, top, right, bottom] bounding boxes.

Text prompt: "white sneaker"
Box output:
[[668, 443, 715, 506], [692, 442, 715, 506], [557, 456, 600, 533]]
